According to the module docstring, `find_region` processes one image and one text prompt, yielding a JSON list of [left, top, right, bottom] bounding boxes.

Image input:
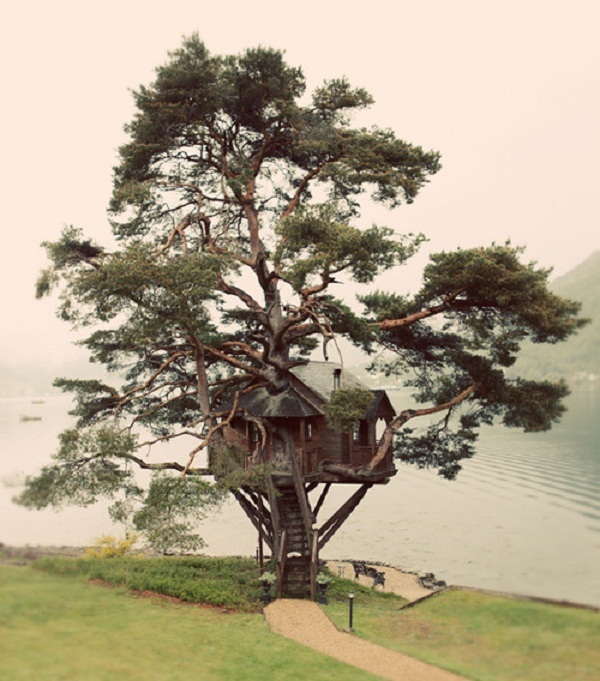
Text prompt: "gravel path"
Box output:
[[264, 599, 465, 681]]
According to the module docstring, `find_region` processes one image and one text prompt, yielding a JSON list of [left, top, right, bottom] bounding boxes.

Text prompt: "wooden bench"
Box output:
[[352, 562, 386, 588]]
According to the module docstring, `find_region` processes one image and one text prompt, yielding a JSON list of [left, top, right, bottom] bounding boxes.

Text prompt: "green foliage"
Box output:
[[361, 243, 587, 476], [210, 441, 271, 491], [276, 203, 425, 291], [258, 571, 277, 585], [319, 571, 405, 606], [394, 424, 478, 480], [109, 34, 439, 240], [15, 426, 137, 509], [33, 555, 402, 614], [34, 555, 264, 612], [418, 244, 586, 345], [316, 572, 333, 585], [325, 386, 374, 432], [116, 473, 225, 554]]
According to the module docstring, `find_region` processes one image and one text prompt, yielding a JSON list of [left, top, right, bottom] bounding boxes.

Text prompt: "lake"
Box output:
[[1, 387, 599, 607]]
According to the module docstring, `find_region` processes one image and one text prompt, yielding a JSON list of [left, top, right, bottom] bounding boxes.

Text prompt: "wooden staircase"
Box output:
[[275, 484, 313, 598], [233, 438, 376, 600]]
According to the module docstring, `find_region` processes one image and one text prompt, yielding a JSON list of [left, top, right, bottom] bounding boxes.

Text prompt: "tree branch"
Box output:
[[375, 289, 466, 330], [367, 381, 479, 471]]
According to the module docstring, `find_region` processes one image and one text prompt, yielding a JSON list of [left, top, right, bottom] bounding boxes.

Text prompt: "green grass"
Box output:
[[11, 557, 600, 680], [0, 566, 379, 681], [324, 588, 600, 680]]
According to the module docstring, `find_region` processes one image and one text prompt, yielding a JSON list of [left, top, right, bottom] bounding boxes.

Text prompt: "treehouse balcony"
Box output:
[[295, 441, 396, 484], [234, 437, 396, 484]]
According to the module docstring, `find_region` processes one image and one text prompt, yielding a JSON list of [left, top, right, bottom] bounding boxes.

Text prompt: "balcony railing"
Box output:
[[350, 445, 392, 471], [299, 442, 392, 476]]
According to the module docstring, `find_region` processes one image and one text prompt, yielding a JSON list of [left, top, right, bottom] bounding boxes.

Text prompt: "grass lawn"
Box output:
[[324, 588, 600, 681], [5, 557, 599, 681], [0, 566, 378, 681]]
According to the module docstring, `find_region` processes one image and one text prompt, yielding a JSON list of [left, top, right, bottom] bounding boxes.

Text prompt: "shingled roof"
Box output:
[[290, 362, 367, 402], [234, 384, 321, 418], [229, 362, 392, 420]]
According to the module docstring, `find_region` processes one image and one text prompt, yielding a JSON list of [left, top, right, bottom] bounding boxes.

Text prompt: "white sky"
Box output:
[[1, 0, 599, 365]]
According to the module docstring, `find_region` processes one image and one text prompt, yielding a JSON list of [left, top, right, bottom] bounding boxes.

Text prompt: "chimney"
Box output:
[[333, 368, 342, 391]]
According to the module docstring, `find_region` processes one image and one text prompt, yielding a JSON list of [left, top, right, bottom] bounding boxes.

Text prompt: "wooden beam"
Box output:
[[232, 489, 274, 551], [312, 482, 332, 520], [318, 484, 373, 551], [246, 489, 273, 539]]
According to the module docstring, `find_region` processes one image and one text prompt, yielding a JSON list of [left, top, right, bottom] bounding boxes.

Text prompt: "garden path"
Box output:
[[264, 599, 465, 681]]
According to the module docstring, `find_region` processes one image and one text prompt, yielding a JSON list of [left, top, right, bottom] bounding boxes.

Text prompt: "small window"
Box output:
[[305, 422, 313, 440], [248, 422, 260, 443], [354, 420, 369, 446]]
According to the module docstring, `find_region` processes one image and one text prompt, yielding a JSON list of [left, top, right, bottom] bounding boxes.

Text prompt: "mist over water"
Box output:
[[1, 388, 599, 606]]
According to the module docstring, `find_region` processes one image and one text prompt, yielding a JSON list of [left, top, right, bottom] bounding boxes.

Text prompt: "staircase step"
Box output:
[[286, 559, 310, 568], [286, 526, 306, 534], [286, 566, 310, 573]]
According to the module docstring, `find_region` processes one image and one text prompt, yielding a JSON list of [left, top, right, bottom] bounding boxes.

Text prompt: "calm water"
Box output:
[[1, 388, 599, 606]]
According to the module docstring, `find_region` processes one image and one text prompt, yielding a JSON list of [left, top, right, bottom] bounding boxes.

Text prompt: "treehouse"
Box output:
[[225, 361, 397, 483], [219, 362, 398, 600]]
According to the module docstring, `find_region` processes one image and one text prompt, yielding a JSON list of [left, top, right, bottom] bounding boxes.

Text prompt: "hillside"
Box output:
[[513, 250, 600, 382]]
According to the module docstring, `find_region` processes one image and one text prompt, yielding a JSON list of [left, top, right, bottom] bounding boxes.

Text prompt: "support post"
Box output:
[[310, 529, 319, 601]]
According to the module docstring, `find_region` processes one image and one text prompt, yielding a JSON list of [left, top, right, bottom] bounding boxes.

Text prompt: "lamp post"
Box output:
[[348, 591, 355, 631]]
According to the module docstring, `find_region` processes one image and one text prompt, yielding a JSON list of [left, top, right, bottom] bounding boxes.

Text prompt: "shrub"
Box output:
[[34, 555, 263, 612], [84, 534, 138, 559], [325, 387, 373, 432]]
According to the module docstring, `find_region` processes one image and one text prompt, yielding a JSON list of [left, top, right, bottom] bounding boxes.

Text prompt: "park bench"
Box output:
[[352, 562, 386, 588]]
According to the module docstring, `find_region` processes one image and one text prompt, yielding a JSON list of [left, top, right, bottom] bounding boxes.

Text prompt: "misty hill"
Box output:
[[513, 250, 600, 382]]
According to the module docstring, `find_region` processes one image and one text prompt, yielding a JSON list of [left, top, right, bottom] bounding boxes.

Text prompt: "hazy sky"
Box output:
[[1, 0, 599, 366]]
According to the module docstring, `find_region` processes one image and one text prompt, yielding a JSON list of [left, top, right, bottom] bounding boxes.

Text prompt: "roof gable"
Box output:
[[290, 362, 367, 402], [225, 362, 395, 421]]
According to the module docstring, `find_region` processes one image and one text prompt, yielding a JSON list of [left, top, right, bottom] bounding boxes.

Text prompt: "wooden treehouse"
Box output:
[[221, 361, 397, 600]]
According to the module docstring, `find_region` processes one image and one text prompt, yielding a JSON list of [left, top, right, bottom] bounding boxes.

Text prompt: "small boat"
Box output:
[[19, 415, 42, 422]]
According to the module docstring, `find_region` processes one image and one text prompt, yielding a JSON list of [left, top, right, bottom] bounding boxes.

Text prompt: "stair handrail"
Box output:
[[310, 529, 319, 601], [290, 440, 314, 543], [275, 528, 287, 599]]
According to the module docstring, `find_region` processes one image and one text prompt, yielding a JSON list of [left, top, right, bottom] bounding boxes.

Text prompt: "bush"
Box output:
[[325, 387, 374, 432], [84, 534, 138, 559], [34, 555, 263, 612]]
